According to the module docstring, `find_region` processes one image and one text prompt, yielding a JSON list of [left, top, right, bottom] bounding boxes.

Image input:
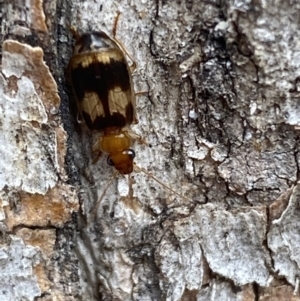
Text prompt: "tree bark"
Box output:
[[0, 0, 300, 300]]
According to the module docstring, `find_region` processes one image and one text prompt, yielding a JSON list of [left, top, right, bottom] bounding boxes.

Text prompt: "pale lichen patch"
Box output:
[[0, 40, 64, 195], [268, 184, 300, 286], [2, 41, 60, 115], [0, 236, 42, 300]]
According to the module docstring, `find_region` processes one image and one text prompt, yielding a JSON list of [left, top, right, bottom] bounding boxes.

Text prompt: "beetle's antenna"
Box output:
[[133, 163, 189, 202], [91, 171, 118, 221], [111, 11, 137, 72], [112, 11, 121, 38]]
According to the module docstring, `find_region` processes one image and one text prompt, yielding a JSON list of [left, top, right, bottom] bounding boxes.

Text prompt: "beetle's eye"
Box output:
[[107, 157, 115, 166], [124, 149, 135, 159]]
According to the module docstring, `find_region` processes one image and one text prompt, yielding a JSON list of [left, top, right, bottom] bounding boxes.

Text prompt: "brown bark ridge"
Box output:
[[1, 0, 300, 300]]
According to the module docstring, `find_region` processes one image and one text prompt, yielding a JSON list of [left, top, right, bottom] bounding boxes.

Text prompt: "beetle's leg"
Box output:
[[133, 163, 190, 203], [135, 91, 148, 97], [125, 129, 148, 146], [90, 171, 118, 223], [92, 138, 103, 163]]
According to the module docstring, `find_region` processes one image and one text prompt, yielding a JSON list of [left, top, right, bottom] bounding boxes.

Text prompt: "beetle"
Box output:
[[68, 14, 141, 174]]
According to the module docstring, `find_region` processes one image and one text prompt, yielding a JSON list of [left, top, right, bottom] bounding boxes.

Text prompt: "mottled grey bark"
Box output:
[[1, 0, 300, 300]]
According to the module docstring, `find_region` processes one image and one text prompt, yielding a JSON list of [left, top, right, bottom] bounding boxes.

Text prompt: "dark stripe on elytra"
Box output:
[[82, 102, 134, 130], [71, 58, 133, 130]]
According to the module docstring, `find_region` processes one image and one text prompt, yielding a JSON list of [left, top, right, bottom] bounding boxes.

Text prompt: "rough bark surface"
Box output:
[[0, 0, 300, 300]]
